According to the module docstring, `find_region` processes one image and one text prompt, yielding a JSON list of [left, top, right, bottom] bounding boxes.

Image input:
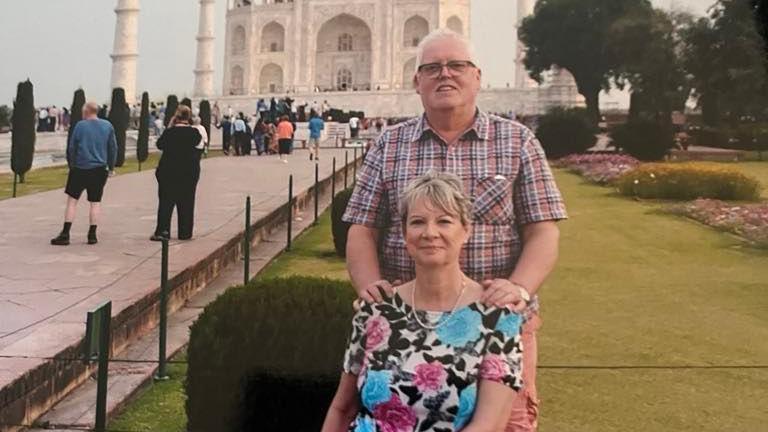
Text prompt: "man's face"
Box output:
[[414, 37, 481, 112]]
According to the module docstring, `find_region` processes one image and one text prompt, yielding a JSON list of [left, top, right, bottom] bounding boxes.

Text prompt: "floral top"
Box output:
[[343, 293, 524, 432]]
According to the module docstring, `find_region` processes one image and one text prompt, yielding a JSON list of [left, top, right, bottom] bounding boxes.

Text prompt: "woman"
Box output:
[[151, 105, 203, 241], [276, 115, 294, 163], [253, 117, 266, 155], [322, 171, 523, 432]]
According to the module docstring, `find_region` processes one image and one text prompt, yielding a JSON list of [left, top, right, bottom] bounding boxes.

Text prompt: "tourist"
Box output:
[[276, 115, 294, 163], [374, 117, 384, 133], [233, 112, 248, 156], [253, 117, 266, 155], [323, 171, 524, 431], [322, 100, 330, 118], [192, 116, 209, 155], [61, 107, 71, 132], [342, 29, 567, 432], [37, 106, 49, 132], [217, 115, 233, 155], [266, 120, 277, 154], [48, 106, 58, 132], [51, 102, 117, 246], [348, 114, 360, 138], [151, 105, 203, 241], [308, 110, 324, 161], [212, 101, 221, 125]]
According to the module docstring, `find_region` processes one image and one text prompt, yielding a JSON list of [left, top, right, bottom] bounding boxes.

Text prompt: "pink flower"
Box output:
[[413, 362, 446, 392], [373, 395, 417, 432], [365, 317, 391, 351], [480, 355, 509, 382]]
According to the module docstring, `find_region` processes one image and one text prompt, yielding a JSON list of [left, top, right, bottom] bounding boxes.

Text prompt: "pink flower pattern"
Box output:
[[413, 362, 446, 392], [365, 316, 391, 351], [373, 395, 417, 432], [479, 354, 510, 382]]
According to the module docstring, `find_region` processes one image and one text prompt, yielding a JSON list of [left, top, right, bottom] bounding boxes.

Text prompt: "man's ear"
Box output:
[[413, 74, 421, 94]]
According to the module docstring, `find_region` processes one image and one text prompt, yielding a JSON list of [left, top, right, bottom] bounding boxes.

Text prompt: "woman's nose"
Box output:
[[422, 222, 439, 238]]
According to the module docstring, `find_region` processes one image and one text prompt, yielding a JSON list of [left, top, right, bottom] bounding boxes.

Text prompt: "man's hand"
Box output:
[[481, 279, 528, 312], [356, 279, 398, 303]]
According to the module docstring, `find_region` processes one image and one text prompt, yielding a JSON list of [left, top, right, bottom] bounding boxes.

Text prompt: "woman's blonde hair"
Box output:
[[400, 170, 472, 229], [171, 105, 192, 125]]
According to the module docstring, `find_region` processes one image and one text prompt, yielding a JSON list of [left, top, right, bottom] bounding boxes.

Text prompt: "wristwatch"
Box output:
[[513, 282, 531, 303]]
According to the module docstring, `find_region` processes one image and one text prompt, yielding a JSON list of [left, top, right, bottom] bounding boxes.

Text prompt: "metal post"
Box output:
[[331, 157, 336, 209], [313, 163, 319, 224], [12, 173, 17, 198], [244, 196, 251, 285], [155, 238, 169, 381], [353, 147, 358, 186], [287, 175, 293, 251], [344, 151, 349, 189], [94, 301, 112, 432]]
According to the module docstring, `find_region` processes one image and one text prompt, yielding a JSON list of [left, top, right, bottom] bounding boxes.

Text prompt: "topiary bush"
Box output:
[[535, 107, 597, 159], [611, 119, 675, 161], [186, 276, 356, 432], [616, 162, 762, 201], [331, 188, 354, 257]]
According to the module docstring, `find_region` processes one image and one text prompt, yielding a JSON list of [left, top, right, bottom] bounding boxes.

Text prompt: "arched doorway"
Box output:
[[261, 22, 285, 52], [403, 57, 416, 86], [315, 14, 372, 91], [230, 65, 244, 95], [447, 16, 463, 35], [232, 25, 246, 55], [403, 15, 429, 47], [259, 63, 284, 93]]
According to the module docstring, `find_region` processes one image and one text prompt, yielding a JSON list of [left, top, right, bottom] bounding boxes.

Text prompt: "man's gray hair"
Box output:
[[415, 28, 477, 71], [84, 101, 100, 115], [400, 170, 472, 228]]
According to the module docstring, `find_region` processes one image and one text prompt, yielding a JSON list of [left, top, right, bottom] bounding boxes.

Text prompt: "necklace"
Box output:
[[410, 276, 467, 330]]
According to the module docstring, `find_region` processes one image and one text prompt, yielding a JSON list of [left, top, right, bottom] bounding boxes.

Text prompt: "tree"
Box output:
[[181, 97, 192, 108], [519, 0, 654, 125], [0, 105, 11, 129], [137, 92, 150, 170], [199, 99, 211, 153], [164, 95, 178, 127], [67, 89, 86, 161], [108, 88, 130, 167], [751, 0, 768, 60], [11, 80, 36, 183], [683, 0, 768, 126]]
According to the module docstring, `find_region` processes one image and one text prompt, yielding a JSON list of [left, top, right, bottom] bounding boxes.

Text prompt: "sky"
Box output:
[[0, 0, 711, 108]]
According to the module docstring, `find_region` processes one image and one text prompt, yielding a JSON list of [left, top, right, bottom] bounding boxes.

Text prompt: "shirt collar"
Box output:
[[410, 109, 490, 143]]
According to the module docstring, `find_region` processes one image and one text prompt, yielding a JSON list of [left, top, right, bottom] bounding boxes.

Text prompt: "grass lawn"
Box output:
[[729, 161, 768, 198], [0, 150, 223, 200], [109, 171, 768, 431]]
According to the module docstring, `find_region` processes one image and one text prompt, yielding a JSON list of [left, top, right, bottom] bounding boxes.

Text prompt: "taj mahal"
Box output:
[[109, 0, 583, 117]]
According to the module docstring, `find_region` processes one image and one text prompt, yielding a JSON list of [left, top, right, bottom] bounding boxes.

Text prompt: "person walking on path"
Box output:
[[342, 29, 568, 432], [276, 115, 294, 163], [217, 115, 233, 155], [51, 102, 117, 246], [151, 105, 204, 241], [348, 115, 360, 138], [308, 110, 324, 161], [253, 117, 266, 155], [232, 112, 248, 156]]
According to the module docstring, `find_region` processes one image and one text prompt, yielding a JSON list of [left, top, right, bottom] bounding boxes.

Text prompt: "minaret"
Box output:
[[194, 0, 216, 98], [514, 0, 536, 88], [110, 0, 140, 102]]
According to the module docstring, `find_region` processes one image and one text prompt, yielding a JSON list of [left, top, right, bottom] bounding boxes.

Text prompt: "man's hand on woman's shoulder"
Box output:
[[481, 279, 529, 312], [354, 279, 400, 305]]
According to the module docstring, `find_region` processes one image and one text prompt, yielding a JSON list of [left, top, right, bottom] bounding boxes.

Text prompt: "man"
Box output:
[[51, 102, 117, 246], [308, 110, 324, 161], [342, 29, 567, 432], [348, 115, 360, 138], [217, 115, 233, 155]]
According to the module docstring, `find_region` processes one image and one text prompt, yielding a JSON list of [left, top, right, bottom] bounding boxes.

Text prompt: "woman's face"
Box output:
[[404, 198, 470, 268]]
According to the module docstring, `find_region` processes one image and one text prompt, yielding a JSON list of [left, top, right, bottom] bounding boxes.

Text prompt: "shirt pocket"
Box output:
[[472, 176, 514, 225]]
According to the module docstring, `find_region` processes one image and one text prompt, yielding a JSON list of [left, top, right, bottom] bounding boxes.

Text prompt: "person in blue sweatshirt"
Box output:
[[51, 101, 117, 246]]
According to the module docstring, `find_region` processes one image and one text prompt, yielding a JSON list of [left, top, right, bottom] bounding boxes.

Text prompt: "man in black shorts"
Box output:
[[51, 102, 117, 246]]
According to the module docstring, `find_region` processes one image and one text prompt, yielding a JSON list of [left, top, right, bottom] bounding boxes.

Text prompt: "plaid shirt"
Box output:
[[343, 111, 568, 319]]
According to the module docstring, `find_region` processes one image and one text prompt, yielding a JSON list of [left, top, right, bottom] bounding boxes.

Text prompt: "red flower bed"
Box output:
[[555, 153, 641, 185], [665, 199, 768, 246]]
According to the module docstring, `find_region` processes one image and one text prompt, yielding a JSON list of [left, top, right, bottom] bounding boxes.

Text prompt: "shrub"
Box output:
[[164, 95, 178, 127], [616, 162, 762, 201], [186, 276, 356, 432], [331, 188, 354, 257], [108, 88, 130, 167], [611, 119, 674, 161], [11, 80, 35, 183], [67, 89, 86, 152], [137, 92, 149, 169], [535, 107, 597, 159], [0, 105, 11, 129]]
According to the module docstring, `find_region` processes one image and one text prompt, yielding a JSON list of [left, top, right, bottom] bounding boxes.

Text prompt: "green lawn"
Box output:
[[0, 151, 223, 200], [109, 170, 768, 431]]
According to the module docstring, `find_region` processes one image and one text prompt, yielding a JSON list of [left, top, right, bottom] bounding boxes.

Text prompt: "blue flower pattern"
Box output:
[[436, 307, 483, 347], [453, 383, 478, 429], [353, 416, 376, 432], [361, 370, 392, 410], [495, 312, 522, 338]]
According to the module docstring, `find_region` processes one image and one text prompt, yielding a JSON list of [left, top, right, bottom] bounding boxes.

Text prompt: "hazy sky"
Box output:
[[0, 0, 711, 107]]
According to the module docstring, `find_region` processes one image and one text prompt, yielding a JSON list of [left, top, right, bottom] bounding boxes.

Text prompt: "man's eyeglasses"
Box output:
[[417, 60, 477, 78]]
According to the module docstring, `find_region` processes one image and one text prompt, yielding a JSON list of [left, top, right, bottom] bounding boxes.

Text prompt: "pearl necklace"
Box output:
[[410, 277, 467, 330]]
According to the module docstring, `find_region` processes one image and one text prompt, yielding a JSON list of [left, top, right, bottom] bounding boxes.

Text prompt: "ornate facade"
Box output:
[[223, 0, 470, 96]]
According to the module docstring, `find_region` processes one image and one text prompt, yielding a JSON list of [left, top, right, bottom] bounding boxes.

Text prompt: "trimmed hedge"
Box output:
[[186, 276, 356, 432], [331, 188, 354, 257], [616, 162, 763, 201], [535, 107, 597, 159], [611, 120, 675, 161]]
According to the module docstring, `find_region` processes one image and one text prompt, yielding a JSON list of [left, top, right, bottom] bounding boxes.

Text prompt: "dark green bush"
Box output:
[[535, 107, 597, 159], [108, 88, 129, 167], [331, 188, 354, 257], [11, 80, 35, 182], [137, 92, 149, 169], [186, 276, 356, 432], [164, 95, 178, 127], [610, 119, 674, 161]]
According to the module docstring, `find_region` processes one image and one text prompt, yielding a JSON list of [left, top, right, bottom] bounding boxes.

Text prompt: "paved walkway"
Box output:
[[0, 149, 355, 385]]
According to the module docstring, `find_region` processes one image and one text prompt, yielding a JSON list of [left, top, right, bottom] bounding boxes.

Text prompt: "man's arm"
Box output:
[[346, 225, 395, 303], [481, 221, 560, 310], [107, 127, 117, 171]]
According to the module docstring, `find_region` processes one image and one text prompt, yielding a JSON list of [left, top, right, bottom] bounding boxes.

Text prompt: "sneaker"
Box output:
[[51, 234, 70, 246], [150, 232, 169, 242]]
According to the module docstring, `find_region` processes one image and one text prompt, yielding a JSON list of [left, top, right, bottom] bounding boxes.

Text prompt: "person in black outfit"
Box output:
[[217, 115, 233, 155], [151, 105, 204, 241]]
